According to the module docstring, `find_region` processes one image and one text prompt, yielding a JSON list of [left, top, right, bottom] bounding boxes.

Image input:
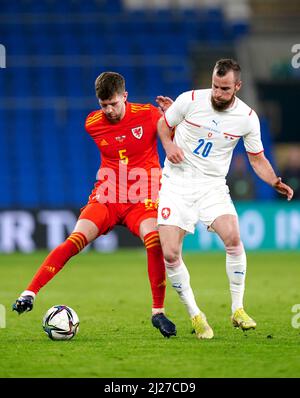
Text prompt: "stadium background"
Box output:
[[0, 0, 300, 253]]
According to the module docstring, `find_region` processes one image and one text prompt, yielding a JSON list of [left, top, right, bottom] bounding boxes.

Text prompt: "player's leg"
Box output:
[[13, 203, 110, 314], [139, 217, 176, 337], [211, 214, 256, 330], [124, 203, 176, 338], [157, 181, 214, 339], [12, 219, 97, 314], [159, 225, 214, 339]]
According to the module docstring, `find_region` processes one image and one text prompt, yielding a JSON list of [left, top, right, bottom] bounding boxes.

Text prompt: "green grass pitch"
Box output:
[[0, 250, 299, 378]]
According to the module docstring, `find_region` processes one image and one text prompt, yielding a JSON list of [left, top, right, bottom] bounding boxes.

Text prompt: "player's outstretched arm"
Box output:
[[247, 152, 294, 201]]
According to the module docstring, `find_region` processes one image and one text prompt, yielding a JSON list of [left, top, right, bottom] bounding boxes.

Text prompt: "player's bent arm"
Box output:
[[247, 152, 294, 201], [157, 116, 184, 164]]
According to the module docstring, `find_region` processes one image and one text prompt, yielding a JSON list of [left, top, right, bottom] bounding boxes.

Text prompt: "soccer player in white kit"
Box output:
[[157, 59, 294, 339]]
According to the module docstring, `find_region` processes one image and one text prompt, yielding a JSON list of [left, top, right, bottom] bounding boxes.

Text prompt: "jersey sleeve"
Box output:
[[84, 110, 103, 139], [150, 104, 162, 130], [164, 91, 192, 128], [243, 110, 264, 155]]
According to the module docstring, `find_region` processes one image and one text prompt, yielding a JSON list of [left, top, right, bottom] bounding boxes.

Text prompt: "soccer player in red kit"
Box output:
[[13, 72, 176, 338]]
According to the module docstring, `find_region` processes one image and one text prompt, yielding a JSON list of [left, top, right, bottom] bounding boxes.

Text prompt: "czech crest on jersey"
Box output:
[[131, 126, 143, 139], [161, 207, 171, 219]]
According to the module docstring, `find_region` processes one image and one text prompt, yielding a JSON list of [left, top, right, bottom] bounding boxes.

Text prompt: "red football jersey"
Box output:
[[85, 102, 161, 204]]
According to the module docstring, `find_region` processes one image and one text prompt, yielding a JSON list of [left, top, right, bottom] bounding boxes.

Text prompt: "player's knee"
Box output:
[[162, 247, 181, 265], [225, 241, 244, 256], [164, 258, 181, 269], [73, 219, 99, 243]]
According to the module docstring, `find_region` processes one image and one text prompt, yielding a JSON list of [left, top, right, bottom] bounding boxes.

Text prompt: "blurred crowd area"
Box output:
[[0, 0, 300, 208]]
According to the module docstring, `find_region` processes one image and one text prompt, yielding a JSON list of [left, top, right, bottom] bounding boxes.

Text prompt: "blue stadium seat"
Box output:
[[0, 108, 14, 206], [1, 1, 19, 14], [12, 109, 39, 206], [202, 8, 226, 43], [102, 0, 123, 14]]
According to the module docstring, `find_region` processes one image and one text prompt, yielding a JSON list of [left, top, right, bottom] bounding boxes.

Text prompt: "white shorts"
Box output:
[[157, 176, 237, 234]]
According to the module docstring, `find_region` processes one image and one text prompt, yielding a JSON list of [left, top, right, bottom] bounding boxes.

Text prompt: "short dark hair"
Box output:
[[214, 59, 241, 81], [95, 72, 125, 100]]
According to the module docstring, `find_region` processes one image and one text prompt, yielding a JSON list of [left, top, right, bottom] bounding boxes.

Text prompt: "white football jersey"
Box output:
[[163, 89, 264, 181]]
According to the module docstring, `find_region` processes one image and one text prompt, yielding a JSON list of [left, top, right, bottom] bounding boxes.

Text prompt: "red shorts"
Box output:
[[79, 182, 159, 237]]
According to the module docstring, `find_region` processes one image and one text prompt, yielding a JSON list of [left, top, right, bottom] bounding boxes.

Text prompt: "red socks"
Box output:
[[144, 231, 166, 310], [27, 232, 88, 294], [27, 230, 166, 312]]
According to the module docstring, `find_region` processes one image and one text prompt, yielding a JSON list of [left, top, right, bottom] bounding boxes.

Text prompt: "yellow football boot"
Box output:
[[231, 308, 256, 330], [191, 313, 214, 339]]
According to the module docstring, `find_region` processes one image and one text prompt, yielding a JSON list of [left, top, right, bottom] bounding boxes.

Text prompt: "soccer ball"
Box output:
[[42, 305, 79, 341]]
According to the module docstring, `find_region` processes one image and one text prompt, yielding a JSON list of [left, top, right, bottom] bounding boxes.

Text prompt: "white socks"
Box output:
[[226, 244, 247, 313], [152, 308, 165, 316], [165, 242, 246, 317], [165, 259, 200, 318], [21, 290, 36, 299]]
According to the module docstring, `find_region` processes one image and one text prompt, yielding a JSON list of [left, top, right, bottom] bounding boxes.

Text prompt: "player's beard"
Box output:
[[211, 93, 235, 111]]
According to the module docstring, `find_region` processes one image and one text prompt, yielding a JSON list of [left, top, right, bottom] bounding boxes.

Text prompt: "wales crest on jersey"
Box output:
[[131, 126, 143, 139]]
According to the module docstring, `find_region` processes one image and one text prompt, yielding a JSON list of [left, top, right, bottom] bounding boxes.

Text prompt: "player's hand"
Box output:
[[156, 96, 173, 113], [165, 142, 184, 164], [272, 177, 294, 201]]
